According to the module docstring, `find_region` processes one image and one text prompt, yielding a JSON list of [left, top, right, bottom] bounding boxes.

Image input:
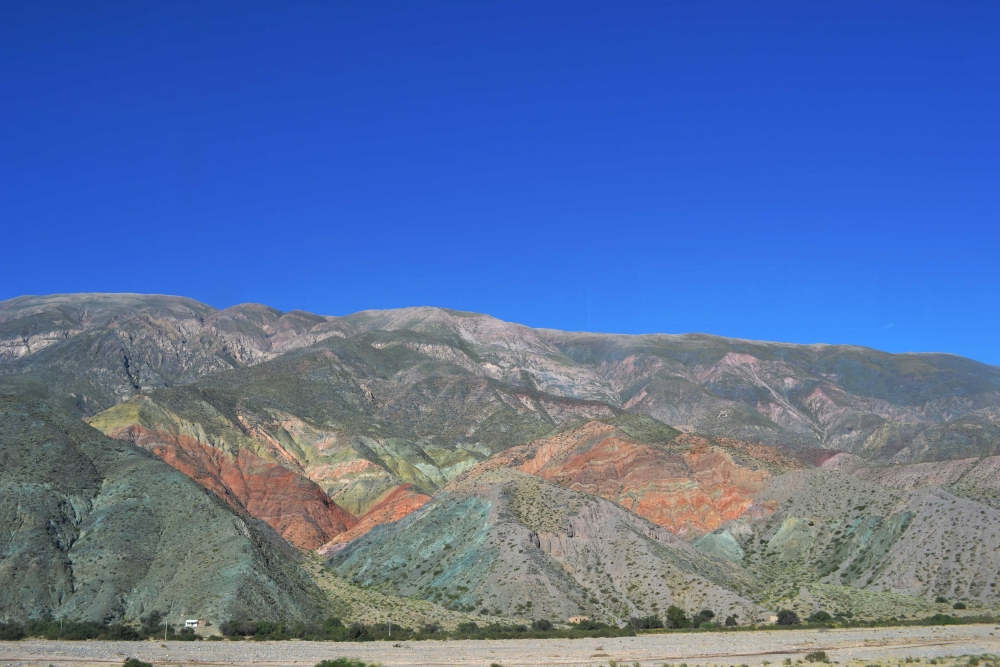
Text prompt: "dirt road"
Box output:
[[2, 624, 999, 667]]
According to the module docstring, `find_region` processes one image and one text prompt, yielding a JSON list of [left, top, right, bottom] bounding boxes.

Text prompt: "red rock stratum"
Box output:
[[480, 420, 799, 537], [318, 483, 431, 555], [99, 423, 357, 550]]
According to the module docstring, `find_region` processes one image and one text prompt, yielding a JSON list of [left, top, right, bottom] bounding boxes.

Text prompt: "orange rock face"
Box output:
[[486, 421, 789, 537], [318, 483, 431, 555], [107, 425, 357, 550]]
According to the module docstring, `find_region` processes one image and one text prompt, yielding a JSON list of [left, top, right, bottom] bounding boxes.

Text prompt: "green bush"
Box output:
[[531, 619, 553, 632], [105, 624, 141, 641], [693, 610, 715, 626], [0, 623, 26, 640], [807, 611, 832, 623], [665, 605, 689, 629], [140, 610, 164, 636], [923, 614, 962, 625], [805, 651, 829, 663], [953, 602, 967, 610], [777, 610, 801, 626], [123, 659, 154, 667], [935, 597, 949, 604], [630, 615, 663, 629], [315, 660, 379, 667]]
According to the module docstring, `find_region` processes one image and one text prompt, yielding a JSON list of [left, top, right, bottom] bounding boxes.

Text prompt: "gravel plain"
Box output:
[[2, 625, 999, 667]]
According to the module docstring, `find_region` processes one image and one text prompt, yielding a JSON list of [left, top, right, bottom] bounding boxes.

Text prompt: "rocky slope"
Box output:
[[86, 396, 358, 550], [326, 467, 760, 624], [822, 452, 1000, 510], [699, 467, 1000, 617], [0, 383, 325, 623], [6, 295, 999, 462], [479, 414, 801, 537]]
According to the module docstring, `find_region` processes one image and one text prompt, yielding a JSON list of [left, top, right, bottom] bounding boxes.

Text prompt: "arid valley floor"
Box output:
[[3, 625, 1000, 667]]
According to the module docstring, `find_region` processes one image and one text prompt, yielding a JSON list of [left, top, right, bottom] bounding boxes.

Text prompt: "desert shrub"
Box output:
[[630, 615, 663, 629], [724, 616, 738, 627], [776, 610, 801, 626], [346, 622, 370, 640], [805, 651, 829, 663], [935, 597, 949, 604], [693, 610, 715, 626], [665, 605, 689, 629], [105, 624, 141, 641], [923, 614, 962, 625], [123, 659, 153, 667], [807, 611, 832, 623], [0, 622, 25, 640], [315, 660, 379, 667], [456, 622, 479, 634], [531, 619, 553, 632], [60, 621, 106, 640], [953, 602, 967, 610], [220, 619, 259, 637], [139, 610, 164, 636]]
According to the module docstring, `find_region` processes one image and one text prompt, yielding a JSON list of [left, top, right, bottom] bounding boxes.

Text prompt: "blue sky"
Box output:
[[2, 2, 998, 363]]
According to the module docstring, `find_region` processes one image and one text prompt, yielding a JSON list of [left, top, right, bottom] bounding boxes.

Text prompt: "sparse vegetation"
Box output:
[[0, 614, 199, 642], [315, 660, 381, 667]]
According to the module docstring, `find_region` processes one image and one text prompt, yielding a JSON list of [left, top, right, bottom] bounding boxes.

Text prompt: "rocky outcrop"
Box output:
[[318, 484, 430, 555], [481, 419, 796, 537], [92, 422, 357, 550]]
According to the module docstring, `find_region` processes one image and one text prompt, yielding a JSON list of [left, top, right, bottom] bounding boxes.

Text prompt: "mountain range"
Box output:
[[2, 293, 999, 626]]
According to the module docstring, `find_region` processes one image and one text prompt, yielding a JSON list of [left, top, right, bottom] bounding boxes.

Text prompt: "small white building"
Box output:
[[184, 619, 203, 629]]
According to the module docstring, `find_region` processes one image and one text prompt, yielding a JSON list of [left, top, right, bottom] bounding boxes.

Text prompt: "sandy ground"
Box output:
[[2, 625, 999, 667]]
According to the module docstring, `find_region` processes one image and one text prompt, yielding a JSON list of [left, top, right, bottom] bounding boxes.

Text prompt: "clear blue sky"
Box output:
[[2, 2, 998, 363]]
